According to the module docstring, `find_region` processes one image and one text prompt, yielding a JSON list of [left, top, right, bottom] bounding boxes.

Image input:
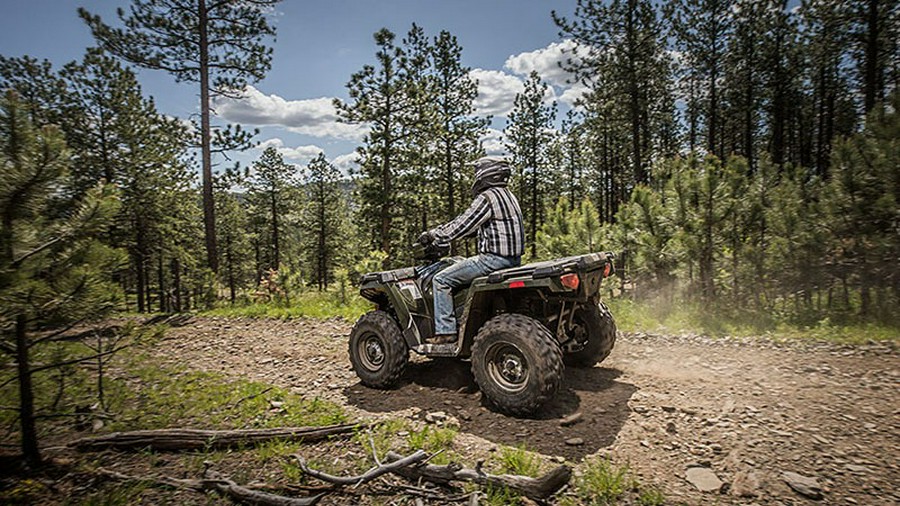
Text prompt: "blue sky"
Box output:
[[0, 0, 583, 174]]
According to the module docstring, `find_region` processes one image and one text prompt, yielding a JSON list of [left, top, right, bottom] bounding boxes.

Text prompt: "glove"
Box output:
[[417, 230, 435, 246]]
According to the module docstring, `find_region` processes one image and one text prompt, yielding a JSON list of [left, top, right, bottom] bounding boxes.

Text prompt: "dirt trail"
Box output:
[[153, 316, 899, 505]]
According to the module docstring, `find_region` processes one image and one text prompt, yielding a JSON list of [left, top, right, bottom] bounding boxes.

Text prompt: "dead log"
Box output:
[[294, 449, 429, 486], [96, 468, 323, 506], [69, 423, 360, 452], [384, 451, 571, 501]]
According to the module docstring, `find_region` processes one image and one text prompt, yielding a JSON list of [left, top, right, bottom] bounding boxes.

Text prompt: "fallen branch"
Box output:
[[294, 450, 429, 486], [296, 449, 571, 501], [96, 467, 322, 506], [69, 423, 360, 452], [384, 451, 571, 501]]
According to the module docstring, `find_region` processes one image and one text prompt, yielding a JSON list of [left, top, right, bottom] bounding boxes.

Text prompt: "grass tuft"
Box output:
[[575, 456, 635, 504], [498, 444, 541, 477]]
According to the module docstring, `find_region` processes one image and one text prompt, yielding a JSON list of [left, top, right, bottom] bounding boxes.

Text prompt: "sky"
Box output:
[[0, 0, 586, 174]]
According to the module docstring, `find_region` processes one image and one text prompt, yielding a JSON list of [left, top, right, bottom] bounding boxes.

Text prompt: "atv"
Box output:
[[348, 244, 617, 416]]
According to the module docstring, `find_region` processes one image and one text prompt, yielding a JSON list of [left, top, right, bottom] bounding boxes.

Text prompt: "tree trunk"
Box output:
[[135, 255, 146, 314], [270, 190, 279, 270], [69, 423, 360, 452], [225, 232, 236, 304], [445, 139, 456, 255], [172, 258, 183, 312], [16, 314, 41, 467], [318, 187, 326, 290], [772, 31, 786, 167], [381, 129, 393, 268], [198, 0, 218, 273], [863, 0, 881, 114], [384, 451, 571, 502], [530, 163, 538, 259], [709, 64, 719, 159], [157, 254, 167, 313]]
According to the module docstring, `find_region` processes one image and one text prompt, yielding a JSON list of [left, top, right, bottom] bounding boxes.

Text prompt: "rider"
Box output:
[[417, 156, 525, 344]]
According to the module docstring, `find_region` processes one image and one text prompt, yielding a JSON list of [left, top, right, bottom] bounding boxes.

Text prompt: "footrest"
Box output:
[[414, 343, 460, 357]]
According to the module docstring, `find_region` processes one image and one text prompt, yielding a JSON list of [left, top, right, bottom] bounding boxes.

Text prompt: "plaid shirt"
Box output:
[[432, 187, 525, 257]]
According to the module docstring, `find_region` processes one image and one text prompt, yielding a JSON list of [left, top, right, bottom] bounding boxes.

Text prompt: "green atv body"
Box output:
[[349, 249, 617, 416]]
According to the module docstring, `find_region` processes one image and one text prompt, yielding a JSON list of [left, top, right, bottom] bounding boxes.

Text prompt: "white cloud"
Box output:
[[471, 69, 525, 117], [332, 152, 360, 176], [504, 40, 578, 90], [255, 137, 324, 164], [504, 40, 591, 107], [480, 128, 506, 156], [214, 86, 367, 141]]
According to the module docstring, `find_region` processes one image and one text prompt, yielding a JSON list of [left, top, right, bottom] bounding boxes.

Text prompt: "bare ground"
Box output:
[[136, 315, 900, 505]]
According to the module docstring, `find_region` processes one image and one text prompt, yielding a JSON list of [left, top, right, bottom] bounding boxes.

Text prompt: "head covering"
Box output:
[[469, 156, 511, 195]]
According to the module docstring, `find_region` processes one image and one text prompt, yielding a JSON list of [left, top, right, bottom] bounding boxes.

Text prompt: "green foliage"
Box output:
[[406, 425, 457, 464], [537, 197, 608, 260], [480, 484, 522, 506], [203, 287, 372, 321], [337, 24, 486, 267], [300, 153, 348, 290], [497, 444, 541, 477], [505, 70, 557, 259], [0, 90, 125, 463], [574, 456, 636, 505]]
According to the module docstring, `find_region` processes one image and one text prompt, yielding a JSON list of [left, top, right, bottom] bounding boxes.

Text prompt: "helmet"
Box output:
[[470, 156, 511, 195]]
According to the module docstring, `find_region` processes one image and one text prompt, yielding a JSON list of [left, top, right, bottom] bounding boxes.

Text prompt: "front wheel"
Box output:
[[564, 301, 617, 367], [349, 310, 408, 388], [471, 313, 563, 416]]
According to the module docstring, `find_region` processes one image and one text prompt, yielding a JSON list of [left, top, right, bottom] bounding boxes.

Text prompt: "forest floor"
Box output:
[[3, 314, 898, 505]]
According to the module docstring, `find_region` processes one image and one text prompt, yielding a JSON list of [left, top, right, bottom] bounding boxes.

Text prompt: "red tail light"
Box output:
[[603, 263, 612, 278], [509, 280, 525, 289], [560, 273, 580, 290]]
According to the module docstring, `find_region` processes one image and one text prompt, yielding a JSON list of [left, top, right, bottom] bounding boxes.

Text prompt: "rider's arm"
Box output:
[[431, 193, 491, 244]]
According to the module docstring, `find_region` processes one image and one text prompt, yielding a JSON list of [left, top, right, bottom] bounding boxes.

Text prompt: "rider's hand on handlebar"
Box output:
[[417, 230, 435, 246]]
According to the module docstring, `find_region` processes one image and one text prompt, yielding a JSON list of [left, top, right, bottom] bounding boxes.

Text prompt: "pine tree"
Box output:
[[246, 146, 297, 272], [505, 71, 557, 259], [665, 0, 735, 160], [60, 50, 194, 313], [300, 153, 345, 290], [215, 171, 252, 304], [800, 0, 858, 177], [0, 56, 69, 129], [822, 92, 899, 317], [336, 28, 419, 266], [432, 30, 489, 234], [555, 0, 674, 184], [1, 91, 123, 466], [79, 0, 281, 273]]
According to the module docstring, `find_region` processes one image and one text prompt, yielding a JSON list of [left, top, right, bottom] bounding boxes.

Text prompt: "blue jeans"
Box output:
[[432, 253, 520, 335]]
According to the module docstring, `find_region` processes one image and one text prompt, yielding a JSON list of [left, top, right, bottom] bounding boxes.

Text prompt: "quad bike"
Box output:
[[348, 243, 617, 416]]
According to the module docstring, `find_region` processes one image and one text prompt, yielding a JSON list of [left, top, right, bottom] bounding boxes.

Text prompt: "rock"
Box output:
[[685, 466, 724, 493], [560, 412, 583, 427], [721, 398, 736, 413], [731, 470, 762, 497], [845, 464, 869, 473], [564, 437, 584, 446], [665, 421, 677, 434], [781, 471, 823, 500], [425, 411, 448, 423]]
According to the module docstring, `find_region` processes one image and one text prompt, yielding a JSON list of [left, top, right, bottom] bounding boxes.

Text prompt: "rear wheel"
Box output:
[[471, 313, 562, 416], [564, 301, 617, 367], [349, 310, 408, 388]]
